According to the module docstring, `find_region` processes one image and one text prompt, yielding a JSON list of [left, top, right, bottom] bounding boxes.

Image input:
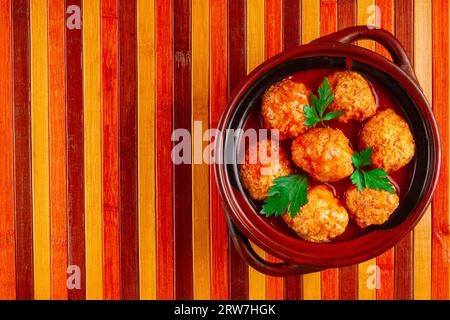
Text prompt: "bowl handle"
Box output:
[[312, 25, 419, 85], [226, 214, 321, 277]]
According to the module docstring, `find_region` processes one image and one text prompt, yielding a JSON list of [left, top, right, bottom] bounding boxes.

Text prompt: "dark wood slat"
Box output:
[[12, 0, 34, 300], [339, 265, 358, 300], [283, 0, 303, 300], [393, 0, 414, 300], [65, 0, 86, 300], [173, 0, 194, 299], [336, 0, 358, 301], [118, 0, 139, 299], [283, 0, 301, 50], [227, 0, 249, 300], [337, 0, 356, 30]]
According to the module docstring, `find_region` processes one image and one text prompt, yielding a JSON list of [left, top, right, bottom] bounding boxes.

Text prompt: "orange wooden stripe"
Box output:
[[155, 0, 174, 299], [431, 0, 450, 300], [192, 0, 211, 300], [0, 0, 16, 300], [413, 0, 432, 300], [264, 0, 284, 301], [30, 0, 51, 299], [320, 0, 339, 301], [137, 0, 157, 300], [374, 0, 394, 301], [209, 0, 229, 300], [101, 0, 121, 300], [48, 0, 68, 300]]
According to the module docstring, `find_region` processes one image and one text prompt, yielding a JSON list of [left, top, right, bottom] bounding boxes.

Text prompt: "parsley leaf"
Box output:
[[261, 174, 308, 218], [364, 168, 396, 193], [351, 147, 373, 168], [303, 78, 345, 128], [350, 147, 396, 194]]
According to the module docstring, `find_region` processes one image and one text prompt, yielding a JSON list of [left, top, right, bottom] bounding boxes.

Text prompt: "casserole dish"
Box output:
[[215, 26, 441, 276]]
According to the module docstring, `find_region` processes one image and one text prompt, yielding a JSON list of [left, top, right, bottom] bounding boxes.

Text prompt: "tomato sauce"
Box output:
[[241, 68, 414, 242]]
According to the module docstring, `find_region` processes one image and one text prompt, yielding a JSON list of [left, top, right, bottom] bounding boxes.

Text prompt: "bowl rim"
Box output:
[[215, 41, 441, 268]]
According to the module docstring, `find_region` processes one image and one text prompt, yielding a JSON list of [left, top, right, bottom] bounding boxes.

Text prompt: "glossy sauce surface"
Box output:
[[242, 68, 413, 242]]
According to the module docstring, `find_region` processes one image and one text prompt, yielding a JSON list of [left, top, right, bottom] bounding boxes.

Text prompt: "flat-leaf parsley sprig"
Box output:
[[260, 174, 308, 218], [350, 147, 396, 194], [303, 78, 345, 128]]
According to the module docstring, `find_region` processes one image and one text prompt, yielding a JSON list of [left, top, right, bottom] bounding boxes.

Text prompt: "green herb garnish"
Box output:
[[303, 78, 345, 128], [260, 174, 308, 218], [350, 147, 395, 194]]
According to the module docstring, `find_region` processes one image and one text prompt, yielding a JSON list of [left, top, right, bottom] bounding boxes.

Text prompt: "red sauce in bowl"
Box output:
[[241, 68, 414, 242]]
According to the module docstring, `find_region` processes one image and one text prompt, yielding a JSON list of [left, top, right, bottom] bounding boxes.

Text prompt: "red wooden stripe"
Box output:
[[337, 0, 356, 30], [65, 0, 86, 300], [282, 0, 301, 51], [266, 0, 283, 58], [374, 0, 392, 59], [155, 0, 174, 299], [393, 0, 414, 300], [265, 0, 285, 300], [210, 0, 229, 300], [173, 0, 194, 300], [431, 0, 450, 300], [320, 0, 340, 301], [320, 0, 337, 37], [228, 0, 249, 300], [118, 0, 139, 299], [375, 0, 394, 301], [0, 0, 16, 300], [282, 0, 303, 300], [101, 0, 120, 300], [12, 0, 34, 300], [48, 0, 68, 300], [337, 0, 358, 301], [339, 266, 358, 300]]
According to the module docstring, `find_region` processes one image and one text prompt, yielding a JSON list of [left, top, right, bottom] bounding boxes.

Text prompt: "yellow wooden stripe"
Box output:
[[246, 0, 266, 300], [192, 0, 211, 300], [357, 0, 375, 49], [356, 0, 377, 300], [83, 0, 103, 300], [301, 0, 321, 300], [30, 0, 50, 300], [413, 0, 432, 300], [302, 0, 320, 43], [138, 0, 157, 300]]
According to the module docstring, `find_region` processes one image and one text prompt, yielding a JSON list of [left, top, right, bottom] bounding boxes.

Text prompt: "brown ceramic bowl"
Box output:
[[214, 26, 441, 276]]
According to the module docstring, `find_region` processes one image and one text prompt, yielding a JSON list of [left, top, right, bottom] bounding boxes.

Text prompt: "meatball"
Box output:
[[359, 108, 415, 172], [325, 71, 377, 123], [261, 78, 311, 140], [239, 138, 293, 200], [291, 128, 354, 182], [344, 185, 399, 228], [282, 185, 349, 242]]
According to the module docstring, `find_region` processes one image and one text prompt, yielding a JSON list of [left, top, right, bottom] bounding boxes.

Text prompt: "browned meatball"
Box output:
[[344, 185, 399, 228], [261, 78, 311, 140], [291, 128, 354, 182], [359, 109, 415, 173], [325, 71, 377, 123], [239, 138, 293, 200], [282, 185, 349, 242]]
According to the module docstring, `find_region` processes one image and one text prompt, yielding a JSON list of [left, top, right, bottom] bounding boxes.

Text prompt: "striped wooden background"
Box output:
[[0, 0, 448, 300]]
